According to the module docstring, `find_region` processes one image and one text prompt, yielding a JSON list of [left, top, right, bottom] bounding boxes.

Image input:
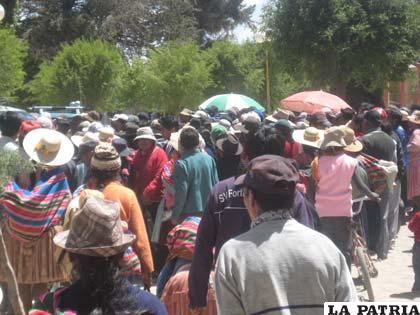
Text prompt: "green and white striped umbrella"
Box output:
[[199, 94, 265, 112]]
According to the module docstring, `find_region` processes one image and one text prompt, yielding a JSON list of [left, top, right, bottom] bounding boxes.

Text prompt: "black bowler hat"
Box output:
[[235, 155, 299, 194]]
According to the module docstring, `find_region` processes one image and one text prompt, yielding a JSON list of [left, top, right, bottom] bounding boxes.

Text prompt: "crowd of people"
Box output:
[[0, 102, 419, 314]]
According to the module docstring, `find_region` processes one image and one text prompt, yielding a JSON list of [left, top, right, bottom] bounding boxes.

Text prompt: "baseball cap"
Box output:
[[364, 110, 381, 126], [79, 140, 99, 157], [235, 155, 299, 194], [235, 116, 261, 134], [112, 138, 130, 157], [111, 114, 129, 122]]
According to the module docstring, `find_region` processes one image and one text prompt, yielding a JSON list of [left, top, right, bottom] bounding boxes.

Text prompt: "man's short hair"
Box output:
[[341, 108, 355, 121], [387, 108, 402, 122], [249, 188, 295, 212], [364, 110, 381, 127], [0, 111, 22, 137], [180, 127, 199, 151], [246, 126, 285, 160], [159, 116, 179, 131]]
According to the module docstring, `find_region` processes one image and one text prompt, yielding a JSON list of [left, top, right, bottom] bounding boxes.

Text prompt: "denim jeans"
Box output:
[[156, 258, 190, 297]]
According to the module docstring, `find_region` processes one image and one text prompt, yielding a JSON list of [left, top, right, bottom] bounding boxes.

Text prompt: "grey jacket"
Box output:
[[215, 218, 357, 315]]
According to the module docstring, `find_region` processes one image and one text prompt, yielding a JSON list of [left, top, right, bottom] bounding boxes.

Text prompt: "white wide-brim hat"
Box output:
[[134, 127, 157, 142], [292, 127, 324, 149], [23, 128, 74, 166], [71, 131, 99, 147], [169, 131, 181, 152]]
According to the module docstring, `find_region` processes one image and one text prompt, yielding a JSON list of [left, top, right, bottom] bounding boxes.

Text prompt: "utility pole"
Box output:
[[265, 48, 271, 113]]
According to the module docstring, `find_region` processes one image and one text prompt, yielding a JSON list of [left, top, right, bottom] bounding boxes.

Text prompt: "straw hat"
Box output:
[[54, 196, 135, 257], [71, 131, 99, 147], [401, 110, 409, 122], [98, 127, 115, 143], [292, 127, 324, 149], [134, 127, 157, 142], [408, 110, 420, 125], [320, 126, 347, 149], [180, 108, 194, 117], [216, 133, 243, 156], [342, 127, 363, 153], [266, 109, 294, 123], [193, 110, 209, 120], [23, 128, 74, 166], [111, 113, 129, 122], [90, 144, 121, 171]]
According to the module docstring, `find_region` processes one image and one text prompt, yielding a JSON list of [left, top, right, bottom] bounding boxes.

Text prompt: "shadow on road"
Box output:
[[390, 291, 420, 300]]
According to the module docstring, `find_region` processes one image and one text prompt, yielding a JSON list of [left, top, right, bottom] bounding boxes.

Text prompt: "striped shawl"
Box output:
[[1, 168, 71, 243]]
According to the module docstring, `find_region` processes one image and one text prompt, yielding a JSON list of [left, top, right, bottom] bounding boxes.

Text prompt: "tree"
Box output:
[[28, 39, 125, 110], [194, 0, 255, 36], [205, 41, 264, 100], [16, 0, 199, 82], [120, 41, 213, 113], [0, 0, 18, 25], [263, 0, 420, 102], [0, 28, 27, 99], [118, 58, 149, 110]]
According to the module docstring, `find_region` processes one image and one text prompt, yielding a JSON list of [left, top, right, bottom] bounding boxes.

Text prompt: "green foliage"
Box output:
[[264, 0, 420, 92], [0, 150, 32, 194], [16, 0, 253, 73], [205, 41, 264, 100], [121, 41, 213, 114], [28, 39, 125, 110], [118, 59, 149, 111], [0, 28, 27, 98], [194, 0, 255, 34]]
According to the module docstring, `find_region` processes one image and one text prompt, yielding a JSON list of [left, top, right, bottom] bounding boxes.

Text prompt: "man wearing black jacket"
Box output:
[[188, 126, 317, 313]]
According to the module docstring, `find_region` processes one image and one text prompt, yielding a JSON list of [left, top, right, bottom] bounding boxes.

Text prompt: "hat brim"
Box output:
[[23, 129, 75, 167], [119, 147, 131, 157], [265, 115, 278, 123], [134, 135, 157, 142], [215, 138, 243, 156], [53, 230, 135, 257], [408, 117, 420, 125], [344, 140, 363, 153], [320, 141, 346, 149], [71, 135, 83, 147], [292, 130, 323, 149], [234, 174, 246, 187], [233, 123, 250, 134]]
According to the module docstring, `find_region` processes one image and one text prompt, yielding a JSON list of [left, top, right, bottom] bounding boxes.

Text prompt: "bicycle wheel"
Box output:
[[356, 247, 375, 301]]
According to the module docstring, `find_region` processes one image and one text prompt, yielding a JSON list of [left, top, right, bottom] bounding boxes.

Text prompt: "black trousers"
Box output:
[[320, 217, 352, 270]]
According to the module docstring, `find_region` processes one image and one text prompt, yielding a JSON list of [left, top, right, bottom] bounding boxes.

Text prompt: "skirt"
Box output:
[[408, 158, 420, 200], [161, 266, 216, 315], [0, 224, 66, 285]]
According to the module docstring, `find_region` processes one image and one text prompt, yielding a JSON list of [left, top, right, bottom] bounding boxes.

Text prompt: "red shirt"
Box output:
[[409, 211, 420, 242], [132, 146, 168, 203], [284, 140, 301, 160]]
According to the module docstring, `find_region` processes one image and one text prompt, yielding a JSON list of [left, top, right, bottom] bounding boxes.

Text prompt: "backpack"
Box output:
[[357, 153, 389, 195]]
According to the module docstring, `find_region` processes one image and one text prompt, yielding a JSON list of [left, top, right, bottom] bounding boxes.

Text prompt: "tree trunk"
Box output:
[[332, 80, 347, 100], [0, 227, 25, 315], [345, 81, 384, 111]]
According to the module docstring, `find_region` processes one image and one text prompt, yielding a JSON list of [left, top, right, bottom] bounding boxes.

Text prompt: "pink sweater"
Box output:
[[315, 153, 358, 218]]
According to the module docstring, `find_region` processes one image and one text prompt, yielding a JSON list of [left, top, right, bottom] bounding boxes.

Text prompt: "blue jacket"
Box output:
[[188, 176, 317, 307], [171, 150, 219, 222]]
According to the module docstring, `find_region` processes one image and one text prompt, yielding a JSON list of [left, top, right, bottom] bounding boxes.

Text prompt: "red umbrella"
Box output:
[[280, 90, 351, 114]]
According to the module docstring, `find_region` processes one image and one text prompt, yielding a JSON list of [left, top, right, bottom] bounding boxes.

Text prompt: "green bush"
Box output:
[[28, 39, 125, 110]]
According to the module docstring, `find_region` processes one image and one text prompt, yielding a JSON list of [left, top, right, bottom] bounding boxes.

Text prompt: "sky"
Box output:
[[234, 0, 267, 42]]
